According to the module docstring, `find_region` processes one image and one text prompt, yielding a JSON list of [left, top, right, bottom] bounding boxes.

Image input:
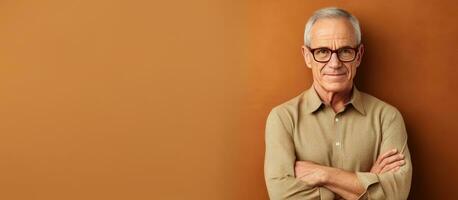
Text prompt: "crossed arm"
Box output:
[[294, 149, 405, 200], [265, 107, 412, 200]]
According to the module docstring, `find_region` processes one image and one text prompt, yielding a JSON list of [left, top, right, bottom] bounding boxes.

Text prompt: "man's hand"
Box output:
[[294, 160, 328, 187], [295, 160, 366, 199], [370, 148, 405, 174]]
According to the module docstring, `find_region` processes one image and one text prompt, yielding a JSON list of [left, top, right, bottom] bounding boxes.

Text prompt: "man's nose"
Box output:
[[327, 52, 342, 68]]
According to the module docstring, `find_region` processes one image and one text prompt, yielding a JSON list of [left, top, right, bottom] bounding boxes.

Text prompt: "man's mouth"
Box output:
[[325, 73, 346, 76]]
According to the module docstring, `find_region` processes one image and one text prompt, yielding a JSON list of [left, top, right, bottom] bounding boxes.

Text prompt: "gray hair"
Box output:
[[304, 7, 361, 46]]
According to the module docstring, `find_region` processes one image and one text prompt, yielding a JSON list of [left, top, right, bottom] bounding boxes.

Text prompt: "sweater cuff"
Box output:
[[356, 172, 380, 199], [319, 187, 335, 200]]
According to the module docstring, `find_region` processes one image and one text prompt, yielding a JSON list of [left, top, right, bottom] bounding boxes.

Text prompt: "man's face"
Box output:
[[302, 17, 364, 93]]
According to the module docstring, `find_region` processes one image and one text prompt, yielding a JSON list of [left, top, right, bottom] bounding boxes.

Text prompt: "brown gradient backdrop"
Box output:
[[0, 0, 456, 199]]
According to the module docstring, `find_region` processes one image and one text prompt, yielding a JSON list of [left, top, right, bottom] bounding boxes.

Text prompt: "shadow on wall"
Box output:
[[355, 26, 422, 200]]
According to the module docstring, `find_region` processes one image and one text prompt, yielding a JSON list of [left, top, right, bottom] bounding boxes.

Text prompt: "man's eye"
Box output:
[[341, 49, 352, 54], [316, 49, 329, 54]]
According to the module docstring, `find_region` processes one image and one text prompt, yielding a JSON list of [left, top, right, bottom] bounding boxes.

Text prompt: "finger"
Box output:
[[372, 152, 403, 173], [376, 149, 398, 164], [389, 166, 401, 173], [380, 153, 405, 168], [380, 160, 405, 173], [380, 160, 405, 174]]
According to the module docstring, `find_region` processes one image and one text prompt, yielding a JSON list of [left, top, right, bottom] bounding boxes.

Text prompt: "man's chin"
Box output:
[[321, 82, 351, 93]]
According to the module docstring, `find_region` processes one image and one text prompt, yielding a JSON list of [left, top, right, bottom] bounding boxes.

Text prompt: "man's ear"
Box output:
[[301, 45, 312, 69], [355, 43, 365, 68]]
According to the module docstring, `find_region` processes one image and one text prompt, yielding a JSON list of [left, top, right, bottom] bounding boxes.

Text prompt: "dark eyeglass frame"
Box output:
[[306, 45, 361, 63]]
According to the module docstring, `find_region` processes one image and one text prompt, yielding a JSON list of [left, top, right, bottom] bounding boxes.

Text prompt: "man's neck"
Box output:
[[313, 82, 353, 113]]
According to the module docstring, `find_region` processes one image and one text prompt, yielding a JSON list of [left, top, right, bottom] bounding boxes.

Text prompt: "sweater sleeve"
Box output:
[[264, 108, 335, 200], [355, 108, 412, 200]]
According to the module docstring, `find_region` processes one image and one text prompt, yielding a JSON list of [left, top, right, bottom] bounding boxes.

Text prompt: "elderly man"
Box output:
[[264, 7, 412, 200]]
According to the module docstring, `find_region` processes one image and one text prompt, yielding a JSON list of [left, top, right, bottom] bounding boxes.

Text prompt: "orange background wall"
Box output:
[[0, 0, 456, 199]]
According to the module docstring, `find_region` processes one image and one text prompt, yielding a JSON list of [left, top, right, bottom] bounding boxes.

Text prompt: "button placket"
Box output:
[[334, 115, 341, 148], [335, 113, 346, 168]]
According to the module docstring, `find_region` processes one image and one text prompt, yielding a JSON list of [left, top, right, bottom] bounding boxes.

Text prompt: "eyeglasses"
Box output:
[[307, 45, 360, 63]]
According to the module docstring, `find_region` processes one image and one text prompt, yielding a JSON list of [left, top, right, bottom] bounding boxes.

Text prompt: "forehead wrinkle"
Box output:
[[310, 18, 357, 48], [311, 37, 355, 49]]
